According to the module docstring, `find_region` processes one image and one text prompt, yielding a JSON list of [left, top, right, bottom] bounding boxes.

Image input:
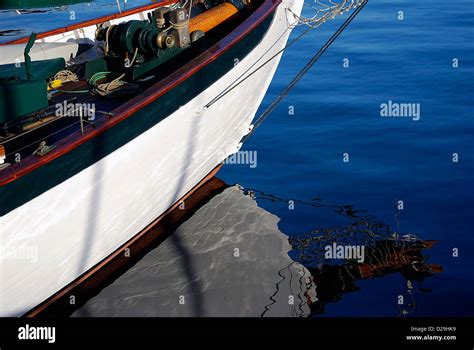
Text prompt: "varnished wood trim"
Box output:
[[0, 0, 280, 187]]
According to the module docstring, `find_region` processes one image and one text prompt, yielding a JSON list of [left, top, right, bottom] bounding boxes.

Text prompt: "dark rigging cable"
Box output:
[[231, 0, 368, 143]]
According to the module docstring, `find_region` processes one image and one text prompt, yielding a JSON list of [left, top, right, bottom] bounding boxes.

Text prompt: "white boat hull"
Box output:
[[0, 0, 303, 316]]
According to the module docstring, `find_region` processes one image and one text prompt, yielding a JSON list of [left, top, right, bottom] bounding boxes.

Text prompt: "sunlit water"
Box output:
[[220, 0, 474, 316]]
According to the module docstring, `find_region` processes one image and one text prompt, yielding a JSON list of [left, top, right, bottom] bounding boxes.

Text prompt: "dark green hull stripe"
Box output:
[[0, 14, 274, 217]]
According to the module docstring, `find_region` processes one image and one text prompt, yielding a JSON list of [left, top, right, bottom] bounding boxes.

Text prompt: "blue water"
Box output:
[[220, 0, 474, 317]]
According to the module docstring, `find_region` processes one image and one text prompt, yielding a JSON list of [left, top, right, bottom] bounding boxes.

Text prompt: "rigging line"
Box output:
[[296, 264, 308, 317], [204, 22, 313, 108], [0, 97, 80, 145], [2, 113, 65, 146], [242, 0, 367, 143], [2, 103, 109, 157], [260, 262, 295, 317], [287, 260, 296, 316], [4, 120, 81, 157], [204, 0, 362, 109], [205, 27, 291, 108], [4, 108, 105, 156]]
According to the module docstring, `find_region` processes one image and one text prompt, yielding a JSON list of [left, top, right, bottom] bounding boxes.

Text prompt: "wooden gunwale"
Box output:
[[0, 0, 281, 187]]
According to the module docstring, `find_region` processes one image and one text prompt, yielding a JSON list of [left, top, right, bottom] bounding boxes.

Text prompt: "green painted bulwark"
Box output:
[[0, 13, 274, 216], [0, 79, 48, 123]]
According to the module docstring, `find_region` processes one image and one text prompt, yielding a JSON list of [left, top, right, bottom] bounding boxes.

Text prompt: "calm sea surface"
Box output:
[[219, 0, 474, 316]]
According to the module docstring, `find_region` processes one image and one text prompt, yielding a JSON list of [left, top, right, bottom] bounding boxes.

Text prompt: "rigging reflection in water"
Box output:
[[75, 180, 442, 317], [303, 239, 442, 316], [243, 187, 443, 317]]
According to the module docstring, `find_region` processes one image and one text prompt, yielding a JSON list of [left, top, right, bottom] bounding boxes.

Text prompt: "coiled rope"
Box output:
[[52, 69, 79, 83], [89, 48, 142, 97]]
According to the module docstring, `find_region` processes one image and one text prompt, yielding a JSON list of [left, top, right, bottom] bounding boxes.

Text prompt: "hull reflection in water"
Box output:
[[74, 181, 442, 317], [74, 182, 312, 317]]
